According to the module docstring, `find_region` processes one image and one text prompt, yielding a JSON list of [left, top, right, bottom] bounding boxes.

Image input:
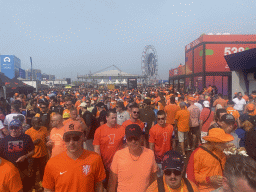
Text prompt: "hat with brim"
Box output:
[[63, 121, 83, 139], [79, 102, 87, 108], [203, 128, 234, 143]]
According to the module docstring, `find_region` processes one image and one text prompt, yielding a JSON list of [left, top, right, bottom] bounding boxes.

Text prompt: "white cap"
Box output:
[[203, 101, 210, 108]]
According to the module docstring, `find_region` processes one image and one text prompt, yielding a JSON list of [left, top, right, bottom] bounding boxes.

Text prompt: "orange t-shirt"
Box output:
[[243, 95, 249, 102], [213, 98, 227, 108], [42, 150, 106, 192], [149, 124, 174, 163], [193, 147, 226, 192], [164, 104, 180, 125], [50, 127, 67, 158], [226, 107, 240, 120], [122, 119, 144, 132], [93, 124, 125, 170], [25, 126, 48, 158], [175, 109, 190, 132], [111, 147, 158, 192], [146, 177, 199, 192], [0, 158, 23, 192]]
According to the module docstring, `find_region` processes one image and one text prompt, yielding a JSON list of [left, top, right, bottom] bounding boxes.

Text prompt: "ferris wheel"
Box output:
[[141, 45, 158, 80]]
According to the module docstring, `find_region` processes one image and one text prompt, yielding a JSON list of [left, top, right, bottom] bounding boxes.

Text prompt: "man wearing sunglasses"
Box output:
[[149, 110, 175, 177], [122, 104, 146, 146], [108, 124, 158, 192], [0, 119, 35, 192], [147, 150, 199, 192], [43, 120, 106, 192]]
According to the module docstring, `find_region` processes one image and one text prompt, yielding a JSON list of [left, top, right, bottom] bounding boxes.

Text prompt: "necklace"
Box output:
[[129, 147, 143, 161]]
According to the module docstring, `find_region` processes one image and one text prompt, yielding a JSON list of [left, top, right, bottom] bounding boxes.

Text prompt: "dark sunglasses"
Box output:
[[164, 169, 182, 176], [9, 126, 20, 130], [157, 118, 165, 120], [127, 136, 139, 142], [133, 111, 140, 114], [64, 135, 81, 142]]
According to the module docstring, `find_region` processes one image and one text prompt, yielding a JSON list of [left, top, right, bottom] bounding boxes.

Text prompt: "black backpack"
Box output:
[[157, 176, 194, 192]]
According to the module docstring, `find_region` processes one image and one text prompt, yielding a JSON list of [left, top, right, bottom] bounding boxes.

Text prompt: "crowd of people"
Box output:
[[0, 86, 256, 192]]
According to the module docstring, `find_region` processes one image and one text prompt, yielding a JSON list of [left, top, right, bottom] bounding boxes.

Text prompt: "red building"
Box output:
[[169, 34, 256, 97]]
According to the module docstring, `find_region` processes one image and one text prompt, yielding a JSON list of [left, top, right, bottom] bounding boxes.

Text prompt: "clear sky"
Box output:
[[0, 0, 255, 80]]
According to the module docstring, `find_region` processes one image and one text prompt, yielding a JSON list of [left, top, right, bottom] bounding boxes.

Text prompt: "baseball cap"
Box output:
[[125, 124, 142, 139], [162, 150, 184, 171], [63, 120, 83, 138], [79, 102, 87, 108], [9, 119, 22, 128], [203, 101, 210, 108], [203, 128, 234, 143], [220, 114, 235, 124]]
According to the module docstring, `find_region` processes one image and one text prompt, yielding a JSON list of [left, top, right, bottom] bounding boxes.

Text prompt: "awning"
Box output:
[[224, 48, 256, 71]]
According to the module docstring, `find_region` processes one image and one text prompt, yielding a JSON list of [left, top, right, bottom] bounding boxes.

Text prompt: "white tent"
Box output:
[[107, 80, 113, 84], [114, 79, 120, 84], [121, 79, 127, 84], [98, 79, 105, 84]]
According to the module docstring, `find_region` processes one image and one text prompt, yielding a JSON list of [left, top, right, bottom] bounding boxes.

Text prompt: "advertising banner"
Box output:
[[127, 78, 137, 90], [185, 51, 193, 75], [205, 44, 256, 72], [0, 55, 14, 79]]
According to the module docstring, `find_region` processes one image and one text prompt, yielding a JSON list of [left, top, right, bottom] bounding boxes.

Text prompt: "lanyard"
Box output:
[[167, 179, 184, 192]]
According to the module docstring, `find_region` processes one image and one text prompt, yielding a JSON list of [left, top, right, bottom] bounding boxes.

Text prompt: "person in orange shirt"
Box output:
[[226, 100, 240, 127], [147, 151, 199, 192], [122, 104, 146, 146], [62, 100, 73, 115], [47, 114, 66, 158], [108, 124, 158, 192], [242, 91, 249, 102], [42, 119, 106, 192], [186, 128, 234, 192], [149, 110, 174, 177], [213, 93, 227, 110], [174, 102, 190, 158], [93, 109, 125, 189], [0, 157, 23, 192], [164, 96, 180, 126], [25, 117, 48, 191]]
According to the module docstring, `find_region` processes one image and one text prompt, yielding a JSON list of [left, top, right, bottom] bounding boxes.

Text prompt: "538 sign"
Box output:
[[224, 47, 248, 55]]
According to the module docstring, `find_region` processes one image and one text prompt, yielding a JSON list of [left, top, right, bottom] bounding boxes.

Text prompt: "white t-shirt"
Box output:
[[3, 113, 26, 129], [232, 98, 246, 111], [194, 102, 203, 112], [0, 121, 4, 138]]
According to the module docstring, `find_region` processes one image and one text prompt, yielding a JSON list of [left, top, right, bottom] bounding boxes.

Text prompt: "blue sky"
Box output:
[[0, 0, 255, 80]]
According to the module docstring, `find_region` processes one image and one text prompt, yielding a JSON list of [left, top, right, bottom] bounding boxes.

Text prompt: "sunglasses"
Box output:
[[127, 136, 140, 142], [164, 169, 182, 176], [64, 135, 81, 142], [157, 118, 165, 120], [133, 111, 140, 114], [9, 126, 20, 130]]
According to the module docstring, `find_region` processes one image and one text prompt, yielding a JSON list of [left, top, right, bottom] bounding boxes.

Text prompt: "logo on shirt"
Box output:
[[108, 134, 115, 144], [83, 165, 91, 176], [8, 140, 24, 152], [163, 132, 168, 142]]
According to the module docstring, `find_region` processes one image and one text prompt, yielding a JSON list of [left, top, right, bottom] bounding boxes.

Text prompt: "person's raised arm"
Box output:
[[94, 145, 101, 156], [149, 142, 155, 151]]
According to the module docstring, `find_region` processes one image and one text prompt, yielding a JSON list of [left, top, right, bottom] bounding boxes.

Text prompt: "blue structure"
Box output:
[[0, 55, 21, 79], [19, 68, 26, 79]]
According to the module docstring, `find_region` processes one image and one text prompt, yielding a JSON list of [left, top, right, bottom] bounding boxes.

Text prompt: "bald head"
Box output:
[[51, 113, 63, 128]]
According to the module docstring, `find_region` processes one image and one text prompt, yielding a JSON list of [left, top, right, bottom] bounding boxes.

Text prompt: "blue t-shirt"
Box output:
[[0, 133, 34, 170]]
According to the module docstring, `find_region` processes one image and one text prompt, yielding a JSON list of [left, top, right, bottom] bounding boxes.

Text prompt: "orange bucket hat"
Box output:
[[203, 128, 234, 143]]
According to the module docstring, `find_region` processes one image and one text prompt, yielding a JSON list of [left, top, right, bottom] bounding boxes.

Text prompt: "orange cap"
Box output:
[[247, 104, 255, 111], [63, 120, 83, 138]]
